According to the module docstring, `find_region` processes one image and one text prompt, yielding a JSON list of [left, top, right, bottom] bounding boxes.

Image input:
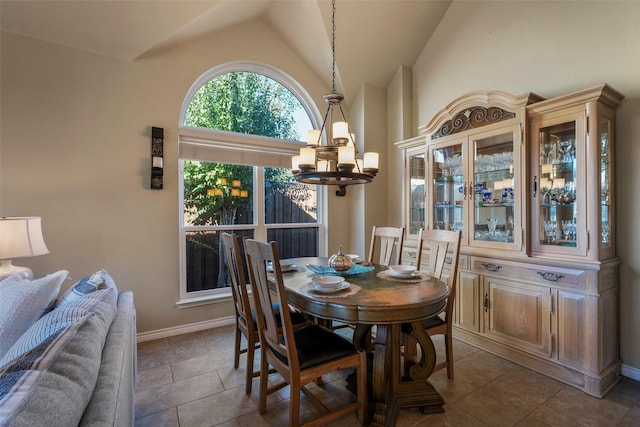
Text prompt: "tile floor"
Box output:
[[135, 325, 640, 426]]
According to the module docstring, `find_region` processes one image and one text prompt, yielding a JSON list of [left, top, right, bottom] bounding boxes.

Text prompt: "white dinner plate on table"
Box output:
[[386, 268, 420, 278], [346, 254, 361, 263], [311, 276, 345, 286], [267, 263, 297, 273], [310, 282, 350, 293]]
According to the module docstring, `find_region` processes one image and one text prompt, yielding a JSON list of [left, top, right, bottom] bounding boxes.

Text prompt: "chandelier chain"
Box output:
[[331, 0, 336, 94]]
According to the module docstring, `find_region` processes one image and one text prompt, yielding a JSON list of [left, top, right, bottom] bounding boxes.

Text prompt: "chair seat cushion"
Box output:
[[423, 314, 445, 329], [291, 324, 357, 370], [250, 303, 306, 327]]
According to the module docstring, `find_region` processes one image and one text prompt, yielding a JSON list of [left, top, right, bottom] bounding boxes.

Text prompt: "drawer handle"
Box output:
[[445, 256, 452, 265], [482, 263, 502, 272], [537, 272, 565, 282]]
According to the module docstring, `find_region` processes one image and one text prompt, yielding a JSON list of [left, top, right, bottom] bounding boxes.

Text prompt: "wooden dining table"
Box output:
[[275, 257, 450, 427]]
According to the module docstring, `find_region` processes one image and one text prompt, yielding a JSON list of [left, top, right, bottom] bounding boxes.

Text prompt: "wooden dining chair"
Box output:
[[220, 232, 307, 394], [413, 228, 462, 378], [243, 238, 367, 426], [367, 225, 405, 266]]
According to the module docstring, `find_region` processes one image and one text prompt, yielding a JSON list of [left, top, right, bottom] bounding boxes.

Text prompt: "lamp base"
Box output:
[[0, 259, 34, 281]]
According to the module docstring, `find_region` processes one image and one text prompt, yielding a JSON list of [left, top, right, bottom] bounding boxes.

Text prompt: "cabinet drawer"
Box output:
[[471, 257, 586, 290]]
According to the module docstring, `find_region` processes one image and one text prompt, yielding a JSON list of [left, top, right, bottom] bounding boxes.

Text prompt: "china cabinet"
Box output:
[[397, 84, 623, 398]]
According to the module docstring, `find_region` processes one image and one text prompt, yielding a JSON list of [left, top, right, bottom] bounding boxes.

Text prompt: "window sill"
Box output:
[[176, 292, 233, 309]]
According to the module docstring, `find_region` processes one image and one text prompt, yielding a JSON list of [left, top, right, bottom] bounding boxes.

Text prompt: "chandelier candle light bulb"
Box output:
[[338, 145, 356, 168], [364, 152, 379, 171], [333, 122, 349, 143], [308, 129, 321, 146], [299, 147, 316, 171]]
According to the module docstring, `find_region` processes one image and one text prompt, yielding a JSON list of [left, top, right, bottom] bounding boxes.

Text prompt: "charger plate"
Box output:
[[298, 282, 361, 298], [377, 270, 431, 283]]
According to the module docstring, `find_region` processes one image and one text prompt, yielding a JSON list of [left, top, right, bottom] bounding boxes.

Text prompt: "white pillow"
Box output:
[[0, 270, 69, 360], [57, 269, 117, 306]]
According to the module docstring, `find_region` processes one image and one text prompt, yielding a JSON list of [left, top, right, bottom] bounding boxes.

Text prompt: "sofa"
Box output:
[[0, 270, 137, 427]]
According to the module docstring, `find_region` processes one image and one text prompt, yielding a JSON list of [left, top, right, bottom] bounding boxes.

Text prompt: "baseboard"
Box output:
[[136, 316, 235, 343], [622, 363, 640, 381]]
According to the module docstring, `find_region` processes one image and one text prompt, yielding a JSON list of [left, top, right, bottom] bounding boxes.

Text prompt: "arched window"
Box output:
[[178, 62, 324, 306]]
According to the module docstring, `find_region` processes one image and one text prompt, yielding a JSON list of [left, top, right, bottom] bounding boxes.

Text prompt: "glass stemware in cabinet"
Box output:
[[600, 121, 611, 247], [409, 153, 426, 235], [432, 146, 463, 233], [472, 133, 515, 244], [537, 123, 577, 248]]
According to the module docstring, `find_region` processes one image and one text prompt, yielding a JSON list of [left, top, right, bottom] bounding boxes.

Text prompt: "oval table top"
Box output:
[[276, 257, 449, 325]]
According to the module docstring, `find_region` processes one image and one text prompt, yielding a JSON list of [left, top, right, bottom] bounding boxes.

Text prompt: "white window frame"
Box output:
[[177, 62, 327, 308]]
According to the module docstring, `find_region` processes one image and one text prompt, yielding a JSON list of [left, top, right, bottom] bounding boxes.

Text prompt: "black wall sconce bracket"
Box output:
[[151, 127, 164, 190]]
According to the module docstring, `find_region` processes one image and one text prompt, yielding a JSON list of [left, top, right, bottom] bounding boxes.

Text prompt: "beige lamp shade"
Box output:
[[0, 217, 49, 280]]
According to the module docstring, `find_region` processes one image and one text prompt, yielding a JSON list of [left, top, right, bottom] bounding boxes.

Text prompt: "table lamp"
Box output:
[[0, 217, 50, 280]]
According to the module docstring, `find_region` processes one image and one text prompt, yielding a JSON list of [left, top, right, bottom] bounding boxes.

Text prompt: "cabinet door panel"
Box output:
[[556, 290, 586, 369], [484, 277, 551, 357], [456, 271, 480, 332]]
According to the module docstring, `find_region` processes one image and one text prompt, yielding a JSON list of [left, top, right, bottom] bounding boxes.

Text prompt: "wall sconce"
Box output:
[[151, 126, 164, 190]]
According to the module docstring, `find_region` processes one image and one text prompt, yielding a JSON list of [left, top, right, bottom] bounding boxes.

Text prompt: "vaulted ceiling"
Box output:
[[0, 0, 451, 102]]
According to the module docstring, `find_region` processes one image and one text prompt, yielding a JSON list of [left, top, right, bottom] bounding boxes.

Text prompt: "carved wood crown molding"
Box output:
[[431, 106, 515, 139], [419, 90, 545, 138]]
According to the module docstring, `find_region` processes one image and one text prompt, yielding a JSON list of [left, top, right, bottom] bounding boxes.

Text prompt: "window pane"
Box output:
[[185, 229, 254, 292], [183, 161, 253, 226], [267, 228, 319, 259], [265, 167, 317, 224], [184, 72, 311, 142]]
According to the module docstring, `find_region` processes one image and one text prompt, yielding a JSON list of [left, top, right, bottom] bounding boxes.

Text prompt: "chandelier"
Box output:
[[291, 0, 378, 197]]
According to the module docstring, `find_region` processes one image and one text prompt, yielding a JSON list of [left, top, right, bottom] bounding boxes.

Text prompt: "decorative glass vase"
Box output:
[[328, 245, 352, 271]]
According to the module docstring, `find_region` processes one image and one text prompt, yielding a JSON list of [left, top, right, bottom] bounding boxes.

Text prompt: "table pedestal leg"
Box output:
[[370, 322, 444, 426]]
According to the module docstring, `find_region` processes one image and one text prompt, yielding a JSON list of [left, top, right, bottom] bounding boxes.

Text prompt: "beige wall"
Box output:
[[400, 1, 640, 371], [0, 20, 335, 333]]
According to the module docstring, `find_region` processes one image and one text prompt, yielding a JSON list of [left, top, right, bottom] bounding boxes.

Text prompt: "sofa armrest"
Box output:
[[79, 291, 137, 427]]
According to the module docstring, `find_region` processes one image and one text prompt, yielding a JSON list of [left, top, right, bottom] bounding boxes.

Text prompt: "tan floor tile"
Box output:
[[429, 367, 480, 403], [212, 419, 242, 427], [134, 407, 179, 427], [171, 347, 236, 382], [177, 385, 263, 427], [216, 363, 259, 391], [514, 414, 552, 427], [138, 338, 211, 371], [137, 363, 173, 391], [453, 392, 523, 426], [496, 366, 565, 402], [137, 337, 169, 354], [531, 385, 629, 426], [413, 402, 487, 426], [135, 371, 225, 419], [604, 376, 640, 408], [452, 349, 519, 387]]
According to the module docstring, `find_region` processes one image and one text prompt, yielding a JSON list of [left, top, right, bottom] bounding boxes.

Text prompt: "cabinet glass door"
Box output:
[[432, 143, 464, 235], [600, 117, 612, 248], [533, 116, 586, 256], [471, 132, 516, 245], [408, 151, 426, 235]]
